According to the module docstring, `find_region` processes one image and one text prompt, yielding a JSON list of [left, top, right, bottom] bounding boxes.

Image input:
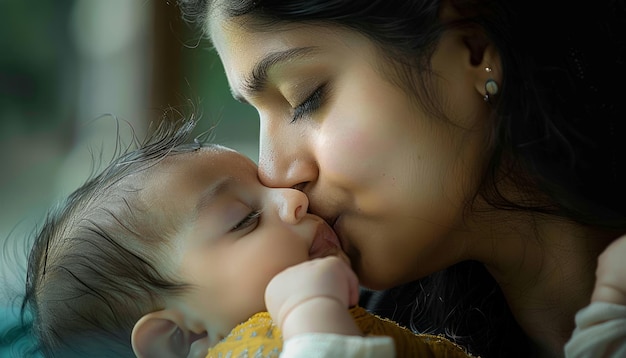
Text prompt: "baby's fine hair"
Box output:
[[17, 118, 206, 358]]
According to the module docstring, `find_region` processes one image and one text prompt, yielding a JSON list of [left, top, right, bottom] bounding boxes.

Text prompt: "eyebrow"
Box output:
[[195, 176, 236, 214], [233, 46, 319, 103]]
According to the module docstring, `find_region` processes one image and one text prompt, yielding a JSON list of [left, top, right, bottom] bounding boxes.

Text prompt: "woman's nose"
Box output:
[[276, 188, 309, 224], [258, 119, 317, 189]]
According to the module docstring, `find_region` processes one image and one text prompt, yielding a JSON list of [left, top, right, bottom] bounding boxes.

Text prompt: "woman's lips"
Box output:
[[308, 220, 343, 259]]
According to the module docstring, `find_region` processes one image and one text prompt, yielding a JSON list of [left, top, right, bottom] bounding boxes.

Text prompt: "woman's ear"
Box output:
[[439, 0, 502, 98], [466, 35, 501, 99], [131, 310, 193, 358]]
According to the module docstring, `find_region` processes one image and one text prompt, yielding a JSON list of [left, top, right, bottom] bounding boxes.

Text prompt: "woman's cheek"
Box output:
[[317, 119, 395, 186]]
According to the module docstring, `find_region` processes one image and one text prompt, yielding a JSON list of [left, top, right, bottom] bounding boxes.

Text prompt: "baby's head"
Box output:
[[23, 120, 201, 357], [23, 119, 345, 357]]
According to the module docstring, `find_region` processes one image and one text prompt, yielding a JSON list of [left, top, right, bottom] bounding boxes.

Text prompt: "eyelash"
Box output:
[[232, 210, 262, 232], [291, 84, 326, 123]]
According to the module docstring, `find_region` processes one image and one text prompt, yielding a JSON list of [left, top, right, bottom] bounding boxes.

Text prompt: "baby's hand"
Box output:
[[265, 256, 360, 339], [591, 234, 626, 306]]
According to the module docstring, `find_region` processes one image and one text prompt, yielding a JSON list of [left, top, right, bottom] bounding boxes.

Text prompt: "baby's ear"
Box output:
[[132, 310, 194, 358]]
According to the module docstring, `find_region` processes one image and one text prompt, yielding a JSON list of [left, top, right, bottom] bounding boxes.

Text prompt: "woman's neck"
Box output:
[[468, 209, 615, 357]]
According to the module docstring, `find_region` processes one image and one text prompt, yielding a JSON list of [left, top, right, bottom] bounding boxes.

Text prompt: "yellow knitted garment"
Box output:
[[206, 306, 475, 358]]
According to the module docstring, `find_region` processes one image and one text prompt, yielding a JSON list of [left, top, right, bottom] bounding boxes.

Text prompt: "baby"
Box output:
[[19, 118, 472, 358]]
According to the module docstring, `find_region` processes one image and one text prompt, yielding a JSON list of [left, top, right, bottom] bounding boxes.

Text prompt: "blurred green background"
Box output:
[[0, 0, 258, 350]]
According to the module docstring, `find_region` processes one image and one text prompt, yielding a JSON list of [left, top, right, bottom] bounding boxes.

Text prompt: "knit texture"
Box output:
[[206, 306, 476, 358]]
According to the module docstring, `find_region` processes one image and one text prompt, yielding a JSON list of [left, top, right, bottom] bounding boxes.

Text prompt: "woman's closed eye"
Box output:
[[291, 84, 327, 123], [232, 210, 262, 232]]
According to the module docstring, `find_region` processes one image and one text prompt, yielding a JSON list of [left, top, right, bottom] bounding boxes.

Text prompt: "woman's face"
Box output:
[[210, 15, 494, 289]]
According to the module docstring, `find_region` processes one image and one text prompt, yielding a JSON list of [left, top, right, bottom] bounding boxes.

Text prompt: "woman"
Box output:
[[178, 0, 626, 356]]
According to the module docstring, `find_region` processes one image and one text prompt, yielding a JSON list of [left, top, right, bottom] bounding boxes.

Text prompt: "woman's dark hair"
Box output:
[[178, 0, 626, 356], [4, 118, 208, 357]]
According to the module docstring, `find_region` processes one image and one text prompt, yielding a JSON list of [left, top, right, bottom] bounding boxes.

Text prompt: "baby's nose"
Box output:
[[276, 188, 309, 224]]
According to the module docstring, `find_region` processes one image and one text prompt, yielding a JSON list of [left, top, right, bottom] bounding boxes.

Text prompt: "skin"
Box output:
[[131, 146, 357, 357], [209, 11, 617, 357], [564, 234, 626, 358], [210, 16, 494, 290], [592, 234, 626, 306], [265, 256, 360, 340]]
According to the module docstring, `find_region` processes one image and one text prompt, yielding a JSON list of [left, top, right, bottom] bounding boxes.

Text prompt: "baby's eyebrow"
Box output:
[[195, 176, 237, 213], [233, 46, 319, 103]]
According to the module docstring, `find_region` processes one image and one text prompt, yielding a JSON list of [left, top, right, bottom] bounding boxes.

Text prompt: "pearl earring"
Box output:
[[484, 67, 499, 102]]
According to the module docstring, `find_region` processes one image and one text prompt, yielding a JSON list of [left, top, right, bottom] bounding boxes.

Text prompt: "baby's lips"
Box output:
[[308, 221, 342, 259]]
